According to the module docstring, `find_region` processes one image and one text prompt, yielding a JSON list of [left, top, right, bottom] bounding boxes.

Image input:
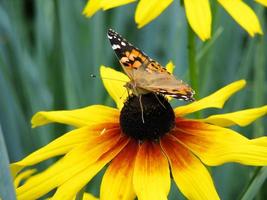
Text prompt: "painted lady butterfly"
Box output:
[[107, 29, 195, 102]]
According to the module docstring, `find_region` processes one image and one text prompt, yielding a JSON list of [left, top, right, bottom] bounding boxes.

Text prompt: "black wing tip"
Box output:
[[107, 28, 117, 36], [107, 28, 114, 33]]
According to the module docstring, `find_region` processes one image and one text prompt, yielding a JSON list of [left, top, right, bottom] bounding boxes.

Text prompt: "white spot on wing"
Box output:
[[112, 44, 121, 49], [107, 35, 113, 39], [121, 41, 126, 46]]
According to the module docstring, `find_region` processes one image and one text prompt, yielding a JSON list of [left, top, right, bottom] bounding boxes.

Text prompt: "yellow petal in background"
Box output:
[[218, 0, 263, 36], [83, 0, 103, 17], [31, 104, 119, 128], [165, 61, 175, 74], [174, 80, 246, 116], [135, 0, 173, 28], [100, 66, 130, 110], [200, 105, 267, 127], [101, 0, 136, 10], [184, 0, 212, 41], [255, 0, 267, 6]]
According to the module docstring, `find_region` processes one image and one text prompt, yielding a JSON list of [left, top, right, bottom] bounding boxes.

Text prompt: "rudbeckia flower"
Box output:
[[11, 65, 267, 200], [83, 0, 265, 41]]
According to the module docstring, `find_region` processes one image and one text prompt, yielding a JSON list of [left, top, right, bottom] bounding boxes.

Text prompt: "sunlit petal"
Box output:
[[255, 0, 267, 6], [174, 80, 246, 116], [101, 0, 136, 10], [47, 193, 98, 200], [31, 104, 119, 128], [218, 0, 263, 36], [83, 193, 99, 200], [51, 137, 129, 200], [133, 141, 170, 200], [100, 66, 130, 110], [184, 0, 212, 41], [14, 169, 37, 188], [161, 135, 219, 200], [200, 105, 267, 127], [174, 119, 267, 166], [83, 0, 103, 17], [16, 129, 126, 200], [100, 140, 138, 200], [11, 124, 119, 176], [135, 0, 173, 28]]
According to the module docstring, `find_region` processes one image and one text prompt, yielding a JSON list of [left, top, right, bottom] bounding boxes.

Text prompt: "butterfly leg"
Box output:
[[139, 95, 145, 124], [153, 93, 166, 109]]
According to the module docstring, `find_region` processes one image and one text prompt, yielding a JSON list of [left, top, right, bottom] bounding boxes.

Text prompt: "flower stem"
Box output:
[[187, 26, 199, 100]]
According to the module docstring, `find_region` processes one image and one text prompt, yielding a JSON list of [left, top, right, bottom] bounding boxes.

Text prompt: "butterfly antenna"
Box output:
[[90, 74, 127, 83], [153, 93, 166, 109], [139, 95, 145, 124]]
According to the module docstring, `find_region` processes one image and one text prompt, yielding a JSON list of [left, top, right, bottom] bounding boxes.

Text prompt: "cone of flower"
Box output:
[[83, 0, 265, 41], [11, 64, 267, 200]]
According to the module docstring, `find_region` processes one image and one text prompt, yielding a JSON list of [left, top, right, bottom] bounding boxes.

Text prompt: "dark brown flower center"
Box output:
[[120, 93, 175, 141]]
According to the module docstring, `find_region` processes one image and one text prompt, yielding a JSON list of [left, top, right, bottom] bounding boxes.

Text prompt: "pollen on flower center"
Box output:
[[120, 93, 175, 141]]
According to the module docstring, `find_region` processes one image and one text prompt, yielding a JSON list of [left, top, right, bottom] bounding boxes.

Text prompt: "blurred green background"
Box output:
[[0, 0, 266, 199]]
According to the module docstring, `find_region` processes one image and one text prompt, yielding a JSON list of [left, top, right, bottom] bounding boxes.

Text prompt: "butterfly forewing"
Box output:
[[107, 29, 149, 78]]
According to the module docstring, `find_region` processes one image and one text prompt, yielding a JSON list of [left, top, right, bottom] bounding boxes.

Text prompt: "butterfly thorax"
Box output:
[[125, 81, 150, 96]]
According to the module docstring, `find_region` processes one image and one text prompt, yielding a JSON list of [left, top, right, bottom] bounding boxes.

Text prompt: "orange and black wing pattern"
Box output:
[[107, 28, 195, 101]]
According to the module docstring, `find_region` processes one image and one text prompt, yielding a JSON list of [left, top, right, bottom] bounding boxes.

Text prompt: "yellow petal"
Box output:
[[83, 193, 99, 200], [218, 0, 263, 36], [165, 61, 175, 101], [165, 61, 175, 74], [100, 140, 138, 200], [200, 105, 267, 127], [100, 66, 130, 110], [174, 119, 267, 166], [174, 80, 246, 116], [135, 0, 173, 28], [16, 129, 124, 200], [31, 104, 119, 128], [14, 169, 37, 188], [255, 0, 267, 6], [101, 0, 136, 10], [82, 0, 103, 17], [11, 124, 117, 175], [184, 0, 212, 41], [133, 141, 170, 200], [51, 137, 129, 200], [47, 193, 99, 200], [161, 135, 219, 200]]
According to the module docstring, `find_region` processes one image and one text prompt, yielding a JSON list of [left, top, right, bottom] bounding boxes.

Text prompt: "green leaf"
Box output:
[[240, 167, 267, 200], [0, 125, 16, 200]]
